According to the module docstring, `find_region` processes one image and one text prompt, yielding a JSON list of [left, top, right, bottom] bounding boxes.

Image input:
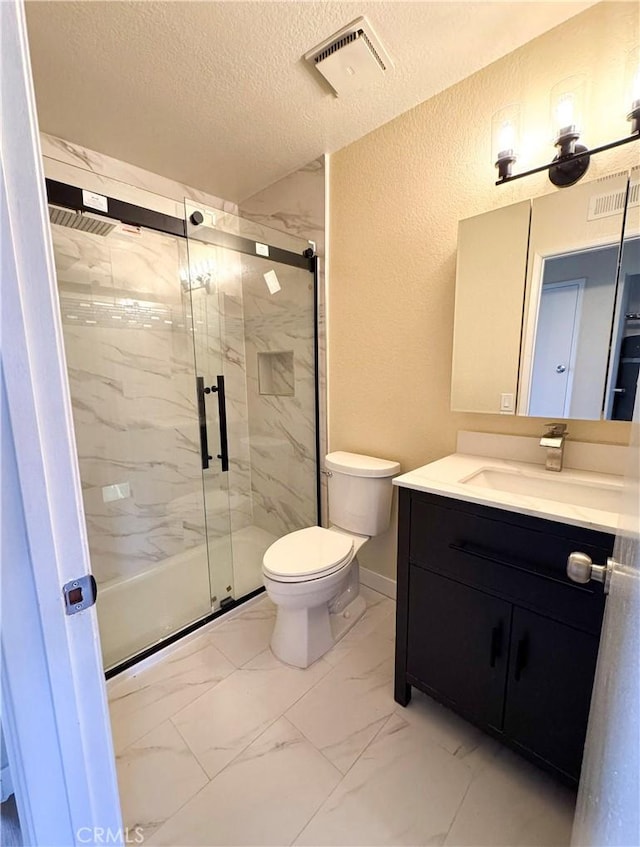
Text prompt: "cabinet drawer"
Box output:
[[409, 493, 610, 634]]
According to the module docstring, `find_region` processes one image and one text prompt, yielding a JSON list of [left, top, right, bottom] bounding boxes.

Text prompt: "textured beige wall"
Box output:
[[329, 2, 639, 579]]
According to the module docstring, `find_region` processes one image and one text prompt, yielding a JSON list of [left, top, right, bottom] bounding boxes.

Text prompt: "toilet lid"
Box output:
[[263, 526, 354, 580]]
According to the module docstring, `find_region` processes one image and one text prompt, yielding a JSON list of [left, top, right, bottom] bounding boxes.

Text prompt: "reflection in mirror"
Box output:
[[519, 172, 629, 420], [606, 168, 640, 420], [528, 244, 620, 418]]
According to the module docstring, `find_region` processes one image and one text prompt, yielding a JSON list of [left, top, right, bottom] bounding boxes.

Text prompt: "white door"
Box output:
[[1, 2, 122, 844], [571, 396, 640, 845], [529, 279, 584, 417]]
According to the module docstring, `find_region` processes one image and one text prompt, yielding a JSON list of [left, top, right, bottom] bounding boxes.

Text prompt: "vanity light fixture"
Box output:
[[495, 64, 640, 187], [625, 46, 640, 134], [492, 104, 520, 181], [548, 76, 590, 187]]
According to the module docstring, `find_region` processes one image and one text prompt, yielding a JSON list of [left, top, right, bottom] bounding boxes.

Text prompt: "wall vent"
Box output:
[[587, 182, 639, 221], [304, 17, 392, 97], [588, 189, 627, 220]]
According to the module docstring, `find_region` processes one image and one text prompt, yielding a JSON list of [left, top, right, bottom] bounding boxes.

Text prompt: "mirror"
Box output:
[[451, 200, 530, 414], [519, 171, 628, 420], [452, 169, 638, 420]]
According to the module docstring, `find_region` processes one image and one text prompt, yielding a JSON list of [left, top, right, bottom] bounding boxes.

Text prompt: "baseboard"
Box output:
[[360, 567, 396, 600]]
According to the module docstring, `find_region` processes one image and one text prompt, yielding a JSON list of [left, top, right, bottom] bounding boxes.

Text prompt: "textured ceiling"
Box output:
[[25, 1, 596, 202]]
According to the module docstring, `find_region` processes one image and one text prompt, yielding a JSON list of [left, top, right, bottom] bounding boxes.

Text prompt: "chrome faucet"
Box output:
[[540, 423, 568, 472]]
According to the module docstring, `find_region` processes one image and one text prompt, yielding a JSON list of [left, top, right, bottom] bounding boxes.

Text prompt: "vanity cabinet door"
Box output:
[[407, 566, 511, 731], [504, 607, 600, 781]]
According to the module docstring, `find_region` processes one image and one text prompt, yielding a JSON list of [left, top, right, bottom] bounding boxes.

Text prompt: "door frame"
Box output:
[[1, 1, 122, 843]]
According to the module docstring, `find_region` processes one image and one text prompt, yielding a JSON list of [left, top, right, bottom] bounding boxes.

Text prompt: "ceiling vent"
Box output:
[[304, 17, 392, 97]]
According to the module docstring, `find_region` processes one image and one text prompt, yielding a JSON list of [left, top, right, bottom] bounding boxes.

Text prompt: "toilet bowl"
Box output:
[[262, 451, 400, 668]]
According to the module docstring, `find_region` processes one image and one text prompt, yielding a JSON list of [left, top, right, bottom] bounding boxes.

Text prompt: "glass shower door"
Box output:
[[183, 233, 235, 610], [186, 202, 319, 600], [49, 208, 232, 669]]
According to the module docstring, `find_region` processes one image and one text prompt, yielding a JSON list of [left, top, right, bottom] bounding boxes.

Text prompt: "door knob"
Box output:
[[567, 551, 615, 593], [556, 364, 567, 373]]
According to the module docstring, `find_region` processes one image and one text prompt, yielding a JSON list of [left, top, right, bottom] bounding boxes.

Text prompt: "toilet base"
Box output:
[[329, 594, 366, 643], [270, 592, 366, 669]]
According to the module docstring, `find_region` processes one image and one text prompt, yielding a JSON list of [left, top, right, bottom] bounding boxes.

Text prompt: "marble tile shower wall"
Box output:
[[241, 259, 317, 537], [240, 157, 327, 524], [52, 224, 208, 586], [41, 133, 238, 218]]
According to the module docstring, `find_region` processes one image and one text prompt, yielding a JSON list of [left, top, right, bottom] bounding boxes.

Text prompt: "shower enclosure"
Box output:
[[47, 182, 319, 671]]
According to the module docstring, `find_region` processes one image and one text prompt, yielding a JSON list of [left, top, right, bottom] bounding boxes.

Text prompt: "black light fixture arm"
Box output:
[[496, 132, 639, 186]]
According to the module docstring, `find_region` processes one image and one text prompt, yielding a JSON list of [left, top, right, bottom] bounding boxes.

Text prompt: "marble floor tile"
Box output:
[[396, 688, 503, 776], [116, 720, 209, 840], [148, 717, 341, 846], [171, 648, 331, 778], [206, 596, 277, 667], [296, 712, 474, 846], [285, 627, 397, 773], [109, 586, 576, 847], [108, 634, 235, 753], [444, 747, 576, 847]]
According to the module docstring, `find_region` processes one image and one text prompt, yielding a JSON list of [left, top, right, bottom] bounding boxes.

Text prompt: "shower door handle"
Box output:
[[209, 375, 229, 473], [196, 376, 213, 470]]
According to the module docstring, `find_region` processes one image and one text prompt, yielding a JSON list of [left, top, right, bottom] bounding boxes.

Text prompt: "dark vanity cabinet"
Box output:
[[394, 488, 614, 785]]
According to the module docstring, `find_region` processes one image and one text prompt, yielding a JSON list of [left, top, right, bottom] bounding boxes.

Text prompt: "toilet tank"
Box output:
[[325, 451, 401, 536]]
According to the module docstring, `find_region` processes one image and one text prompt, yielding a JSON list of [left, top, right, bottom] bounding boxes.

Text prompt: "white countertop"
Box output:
[[393, 453, 623, 534]]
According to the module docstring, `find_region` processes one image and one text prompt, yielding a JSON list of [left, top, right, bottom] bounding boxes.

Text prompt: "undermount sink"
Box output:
[[461, 466, 623, 513]]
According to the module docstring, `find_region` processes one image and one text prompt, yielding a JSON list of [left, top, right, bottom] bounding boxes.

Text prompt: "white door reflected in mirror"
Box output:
[[529, 278, 584, 417]]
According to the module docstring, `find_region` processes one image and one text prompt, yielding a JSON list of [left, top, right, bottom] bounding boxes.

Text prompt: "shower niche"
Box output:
[[258, 351, 295, 396]]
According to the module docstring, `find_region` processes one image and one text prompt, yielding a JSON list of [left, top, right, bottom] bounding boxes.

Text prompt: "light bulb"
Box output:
[[632, 64, 640, 107], [627, 48, 640, 134], [626, 47, 640, 110], [491, 104, 520, 180], [498, 120, 516, 154], [555, 94, 575, 132]]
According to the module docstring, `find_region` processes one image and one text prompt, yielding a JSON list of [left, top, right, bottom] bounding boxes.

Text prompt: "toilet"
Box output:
[[262, 451, 400, 668]]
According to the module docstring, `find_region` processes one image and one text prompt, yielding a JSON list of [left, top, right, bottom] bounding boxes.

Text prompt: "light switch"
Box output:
[[500, 393, 515, 413]]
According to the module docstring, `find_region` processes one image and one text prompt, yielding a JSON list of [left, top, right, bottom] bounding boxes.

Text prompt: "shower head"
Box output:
[[48, 204, 117, 237]]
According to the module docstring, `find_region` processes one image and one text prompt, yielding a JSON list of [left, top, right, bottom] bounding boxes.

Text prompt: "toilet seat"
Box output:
[[263, 526, 354, 583]]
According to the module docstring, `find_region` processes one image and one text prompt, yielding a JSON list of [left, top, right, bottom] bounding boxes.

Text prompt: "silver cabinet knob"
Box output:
[[567, 551, 614, 593], [556, 364, 567, 373]]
